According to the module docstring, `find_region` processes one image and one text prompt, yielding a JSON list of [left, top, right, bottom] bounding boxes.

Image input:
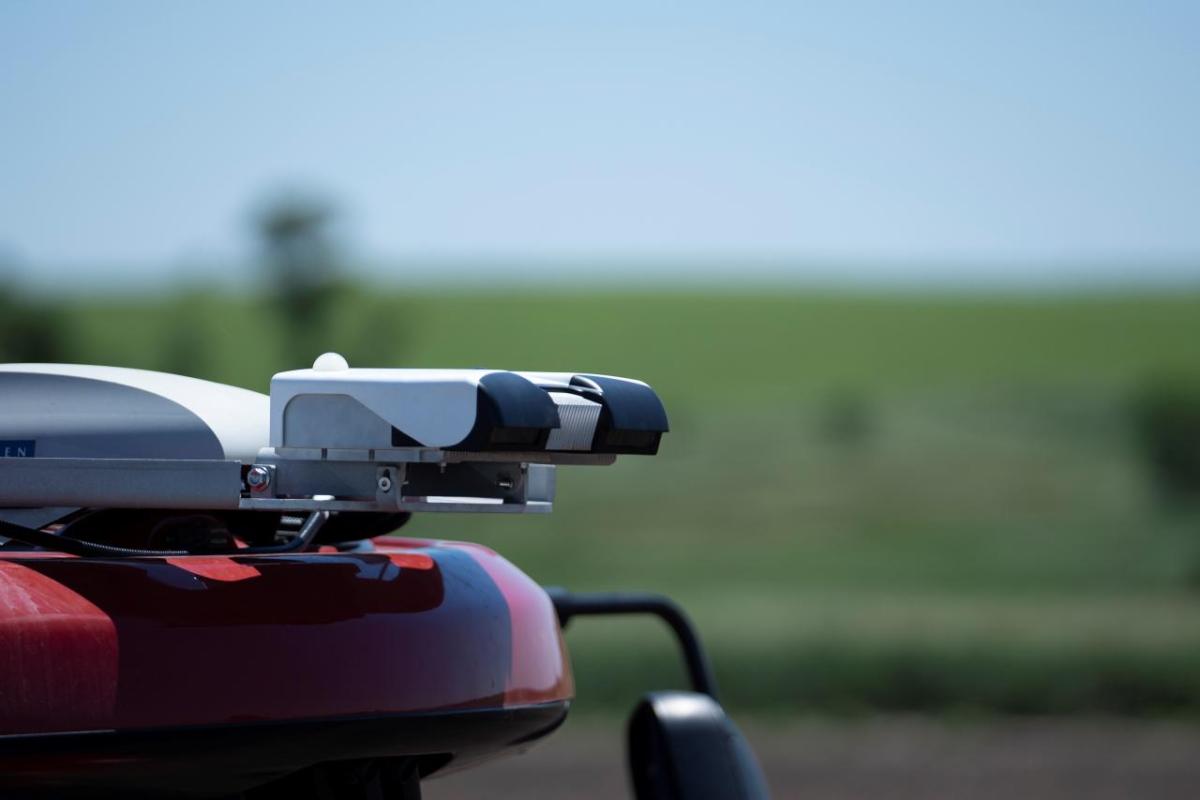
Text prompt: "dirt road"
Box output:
[[425, 716, 1200, 799]]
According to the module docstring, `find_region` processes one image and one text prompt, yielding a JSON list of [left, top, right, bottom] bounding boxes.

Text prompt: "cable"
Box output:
[[0, 511, 331, 558], [0, 518, 188, 557], [242, 510, 331, 554]]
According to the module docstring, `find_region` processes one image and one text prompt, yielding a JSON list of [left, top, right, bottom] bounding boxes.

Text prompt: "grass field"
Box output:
[[45, 287, 1200, 714]]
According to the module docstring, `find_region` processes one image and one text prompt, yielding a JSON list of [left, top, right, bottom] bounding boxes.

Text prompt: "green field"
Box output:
[[44, 288, 1200, 714]]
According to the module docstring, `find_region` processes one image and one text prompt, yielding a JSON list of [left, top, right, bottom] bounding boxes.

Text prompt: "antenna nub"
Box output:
[[312, 352, 349, 371]]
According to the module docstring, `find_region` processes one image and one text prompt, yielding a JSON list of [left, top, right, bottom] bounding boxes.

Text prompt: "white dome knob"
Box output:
[[312, 352, 350, 371]]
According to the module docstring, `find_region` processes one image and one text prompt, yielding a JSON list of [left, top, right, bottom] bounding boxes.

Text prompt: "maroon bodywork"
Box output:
[[0, 537, 572, 795]]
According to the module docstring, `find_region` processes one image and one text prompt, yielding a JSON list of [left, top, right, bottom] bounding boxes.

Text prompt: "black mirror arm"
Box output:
[[544, 588, 720, 701]]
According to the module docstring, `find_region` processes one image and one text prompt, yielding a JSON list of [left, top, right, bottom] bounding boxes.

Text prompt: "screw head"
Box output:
[[378, 474, 393, 493], [246, 465, 272, 492]]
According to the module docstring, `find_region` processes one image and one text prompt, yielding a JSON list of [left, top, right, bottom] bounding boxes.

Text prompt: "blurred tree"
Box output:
[[819, 387, 876, 446], [0, 277, 71, 363], [1132, 376, 1200, 504], [254, 191, 345, 369]]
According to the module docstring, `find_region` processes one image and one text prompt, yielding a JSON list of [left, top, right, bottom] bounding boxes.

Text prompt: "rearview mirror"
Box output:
[[627, 691, 770, 800]]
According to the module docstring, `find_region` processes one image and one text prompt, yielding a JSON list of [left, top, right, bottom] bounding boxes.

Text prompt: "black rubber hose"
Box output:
[[0, 511, 330, 558], [0, 518, 189, 557], [544, 588, 720, 700]]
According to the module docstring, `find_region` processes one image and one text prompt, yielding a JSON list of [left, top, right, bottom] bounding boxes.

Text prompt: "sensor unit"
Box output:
[[0, 356, 668, 522]]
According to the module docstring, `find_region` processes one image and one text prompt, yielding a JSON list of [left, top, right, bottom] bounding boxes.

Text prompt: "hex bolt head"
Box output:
[[246, 465, 272, 493]]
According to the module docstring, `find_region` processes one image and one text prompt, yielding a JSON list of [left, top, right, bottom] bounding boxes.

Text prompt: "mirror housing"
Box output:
[[627, 691, 770, 800]]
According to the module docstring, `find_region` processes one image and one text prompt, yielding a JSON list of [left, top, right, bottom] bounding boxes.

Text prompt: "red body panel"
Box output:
[[0, 538, 572, 736]]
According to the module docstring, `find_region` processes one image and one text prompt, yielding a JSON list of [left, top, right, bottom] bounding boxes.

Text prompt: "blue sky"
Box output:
[[2, 1, 1198, 287]]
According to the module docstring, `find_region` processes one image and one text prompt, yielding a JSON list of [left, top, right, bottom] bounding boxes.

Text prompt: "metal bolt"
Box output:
[[246, 465, 272, 492], [378, 474, 393, 493]]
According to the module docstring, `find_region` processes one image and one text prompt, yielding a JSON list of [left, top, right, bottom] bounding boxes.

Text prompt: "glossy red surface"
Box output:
[[0, 538, 572, 736]]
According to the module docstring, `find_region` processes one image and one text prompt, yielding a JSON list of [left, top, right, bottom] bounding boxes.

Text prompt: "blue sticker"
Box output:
[[0, 440, 35, 458]]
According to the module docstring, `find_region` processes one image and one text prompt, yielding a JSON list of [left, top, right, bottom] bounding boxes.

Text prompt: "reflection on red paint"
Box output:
[[1, 539, 570, 733], [466, 547, 573, 706], [387, 552, 435, 570], [0, 562, 118, 734], [165, 557, 262, 582]]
